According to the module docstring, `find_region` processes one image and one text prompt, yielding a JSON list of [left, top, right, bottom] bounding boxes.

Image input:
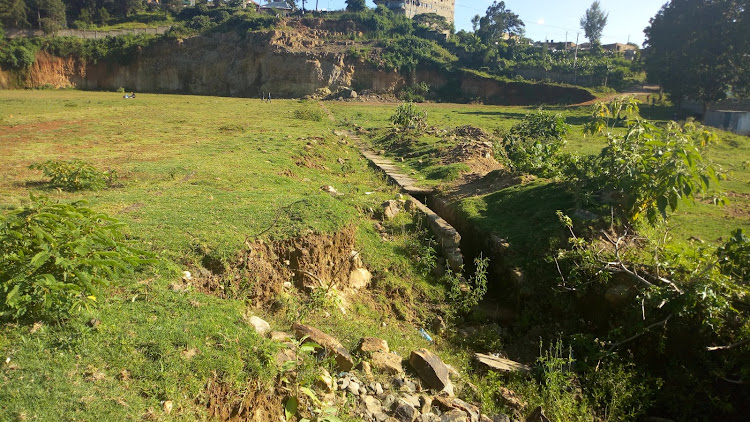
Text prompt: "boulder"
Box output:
[[393, 399, 418, 422], [440, 410, 469, 422], [371, 351, 403, 375], [381, 200, 401, 220], [434, 397, 479, 422], [349, 268, 372, 290], [292, 323, 354, 371], [409, 349, 453, 394], [247, 316, 271, 336], [473, 354, 531, 375], [357, 337, 390, 355]]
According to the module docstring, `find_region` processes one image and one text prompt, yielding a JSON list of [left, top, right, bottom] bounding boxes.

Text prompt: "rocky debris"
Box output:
[[269, 331, 293, 341], [292, 323, 354, 371], [409, 349, 453, 395], [441, 409, 469, 422], [434, 397, 480, 422], [372, 351, 404, 375], [382, 200, 401, 220], [321, 185, 339, 195], [474, 353, 530, 375], [349, 268, 373, 290], [357, 337, 390, 355], [274, 347, 297, 367], [524, 407, 550, 422], [497, 387, 526, 412], [247, 315, 271, 336]]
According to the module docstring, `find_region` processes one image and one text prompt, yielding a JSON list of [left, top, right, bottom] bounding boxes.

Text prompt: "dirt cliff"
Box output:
[[1, 25, 593, 104]]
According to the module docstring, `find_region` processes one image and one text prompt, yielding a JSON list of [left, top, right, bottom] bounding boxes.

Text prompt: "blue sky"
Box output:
[[304, 0, 665, 47]]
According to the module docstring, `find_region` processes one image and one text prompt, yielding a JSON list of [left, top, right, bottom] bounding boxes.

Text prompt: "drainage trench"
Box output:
[[345, 130, 517, 314]]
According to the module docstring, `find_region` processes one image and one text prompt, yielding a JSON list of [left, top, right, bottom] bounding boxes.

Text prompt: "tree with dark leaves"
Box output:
[[644, 0, 750, 110]]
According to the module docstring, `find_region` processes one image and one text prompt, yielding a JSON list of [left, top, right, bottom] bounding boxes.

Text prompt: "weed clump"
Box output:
[[0, 197, 154, 321], [29, 159, 118, 191], [293, 108, 325, 122]]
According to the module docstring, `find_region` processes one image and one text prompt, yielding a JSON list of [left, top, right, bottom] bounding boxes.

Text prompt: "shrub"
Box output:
[[293, 108, 324, 122], [502, 110, 571, 178], [29, 159, 118, 192], [717, 229, 750, 283], [390, 102, 427, 131], [0, 197, 154, 321]]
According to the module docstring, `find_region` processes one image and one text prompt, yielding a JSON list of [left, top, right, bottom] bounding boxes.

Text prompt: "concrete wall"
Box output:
[[704, 110, 750, 135]]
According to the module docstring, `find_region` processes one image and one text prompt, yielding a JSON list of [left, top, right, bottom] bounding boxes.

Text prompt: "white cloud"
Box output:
[[537, 18, 545, 25]]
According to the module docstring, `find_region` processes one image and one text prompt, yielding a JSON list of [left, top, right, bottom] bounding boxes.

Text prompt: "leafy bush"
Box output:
[[0, 197, 154, 321], [583, 100, 722, 225], [390, 102, 427, 131], [717, 229, 750, 283], [501, 110, 571, 178], [0, 38, 38, 70], [29, 159, 118, 191], [293, 108, 324, 122], [445, 255, 489, 314]]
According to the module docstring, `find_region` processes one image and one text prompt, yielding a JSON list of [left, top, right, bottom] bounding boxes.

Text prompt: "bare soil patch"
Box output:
[[202, 375, 282, 422], [193, 227, 360, 306]]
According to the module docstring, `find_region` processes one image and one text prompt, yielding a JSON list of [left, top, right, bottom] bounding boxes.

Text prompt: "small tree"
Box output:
[[345, 0, 366, 12], [0, 0, 30, 28], [580, 1, 608, 45], [390, 102, 427, 131]]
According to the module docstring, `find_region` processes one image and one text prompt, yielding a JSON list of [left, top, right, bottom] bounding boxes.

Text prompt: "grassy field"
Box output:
[[0, 91, 455, 421], [1, 90, 748, 421], [327, 100, 750, 249]]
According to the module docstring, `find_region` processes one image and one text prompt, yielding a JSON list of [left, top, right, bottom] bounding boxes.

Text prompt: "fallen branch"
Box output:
[[607, 314, 672, 352], [707, 338, 750, 352]]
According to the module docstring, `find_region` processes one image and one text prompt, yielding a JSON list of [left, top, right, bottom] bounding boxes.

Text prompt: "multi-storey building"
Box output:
[[373, 0, 456, 24]]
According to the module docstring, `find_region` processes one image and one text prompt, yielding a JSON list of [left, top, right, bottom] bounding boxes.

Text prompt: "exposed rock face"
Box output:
[[1, 27, 594, 104]]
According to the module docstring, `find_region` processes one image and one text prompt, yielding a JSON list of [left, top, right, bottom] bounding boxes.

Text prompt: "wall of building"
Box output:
[[705, 110, 750, 135], [375, 1, 455, 24]]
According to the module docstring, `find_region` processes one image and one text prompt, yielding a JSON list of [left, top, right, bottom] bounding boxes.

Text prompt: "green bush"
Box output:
[[717, 229, 750, 283], [390, 102, 427, 131], [0, 197, 154, 321], [502, 110, 571, 178], [29, 159, 118, 191], [293, 108, 324, 122]]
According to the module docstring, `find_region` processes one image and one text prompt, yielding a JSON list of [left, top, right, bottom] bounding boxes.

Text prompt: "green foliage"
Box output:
[[644, 0, 750, 108], [445, 255, 489, 314], [375, 35, 456, 74], [717, 229, 750, 283], [580, 1, 608, 45], [501, 109, 571, 177], [293, 108, 324, 122], [390, 102, 427, 131], [580, 98, 723, 225], [0, 197, 153, 321], [514, 340, 592, 421], [345, 0, 366, 12], [582, 360, 656, 422], [0, 37, 37, 69], [29, 159, 118, 191]]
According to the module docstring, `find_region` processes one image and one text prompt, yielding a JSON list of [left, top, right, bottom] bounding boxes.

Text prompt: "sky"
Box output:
[[302, 0, 666, 47]]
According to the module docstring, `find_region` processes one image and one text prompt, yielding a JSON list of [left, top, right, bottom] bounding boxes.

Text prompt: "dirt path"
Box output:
[[572, 85, 661, 107]]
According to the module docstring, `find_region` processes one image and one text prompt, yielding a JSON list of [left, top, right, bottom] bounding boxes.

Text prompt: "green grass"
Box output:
[[328, 100, 750, 247], [0, 91, 456, 420]]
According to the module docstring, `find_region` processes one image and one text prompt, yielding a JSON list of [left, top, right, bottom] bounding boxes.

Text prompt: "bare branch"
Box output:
[[707, 338, 750, 352], [607, 314, 672, 352]]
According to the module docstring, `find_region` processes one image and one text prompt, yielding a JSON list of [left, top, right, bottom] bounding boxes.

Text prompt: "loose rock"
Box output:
[[372, 351, 404, 375], [357, 337, 390, 355], [381, 200, 401, 220], [394, 399, 418, 422], [292, 323, 354, 371], [409, 349, 453, 394], [349, 268, 373, 289], [524, 407, 550, 422], [247, 316, 271, 336]]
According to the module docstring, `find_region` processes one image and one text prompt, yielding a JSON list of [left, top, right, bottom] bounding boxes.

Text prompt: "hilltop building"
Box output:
[[373, 0, 455, 24]]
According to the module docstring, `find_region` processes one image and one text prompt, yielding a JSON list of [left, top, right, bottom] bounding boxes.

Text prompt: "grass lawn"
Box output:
[[0, 90, 455, 421]]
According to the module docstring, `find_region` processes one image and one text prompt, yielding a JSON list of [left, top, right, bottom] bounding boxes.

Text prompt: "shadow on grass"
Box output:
[[458, 179, 575, 261]]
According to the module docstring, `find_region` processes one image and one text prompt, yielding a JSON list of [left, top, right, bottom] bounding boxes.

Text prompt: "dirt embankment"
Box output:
[[1, 24, 593, 104]]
